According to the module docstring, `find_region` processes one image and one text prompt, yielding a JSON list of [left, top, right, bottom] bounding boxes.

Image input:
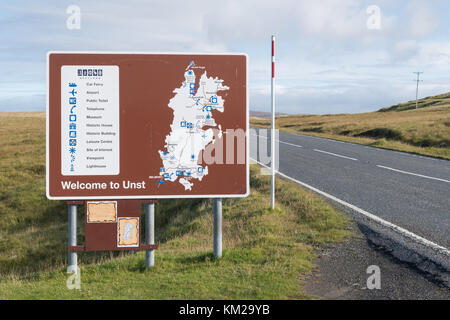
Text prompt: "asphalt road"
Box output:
[[305, 222, 450, 299], [250, 127, 450, 249]]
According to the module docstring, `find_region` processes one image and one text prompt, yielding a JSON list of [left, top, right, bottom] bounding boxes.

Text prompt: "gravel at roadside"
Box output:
[[304, 222, 450, 300]]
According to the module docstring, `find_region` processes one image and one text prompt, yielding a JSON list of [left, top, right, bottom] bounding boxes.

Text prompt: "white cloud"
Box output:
[[407, 1, 440, 37], [412, 41, 450, 68], [393, 40, 419, 60]]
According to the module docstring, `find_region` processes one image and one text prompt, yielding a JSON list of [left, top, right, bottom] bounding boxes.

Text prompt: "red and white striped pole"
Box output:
[[271, 35, 276, 209]]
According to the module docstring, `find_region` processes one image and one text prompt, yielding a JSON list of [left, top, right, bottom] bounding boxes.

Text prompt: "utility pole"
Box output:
[[413, 72, 423, 109]]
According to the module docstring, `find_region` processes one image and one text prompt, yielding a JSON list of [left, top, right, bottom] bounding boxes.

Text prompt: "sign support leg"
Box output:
[[145, 203, 155, 268], [67, 204, 78, 273], [213, 198, 222, 258]]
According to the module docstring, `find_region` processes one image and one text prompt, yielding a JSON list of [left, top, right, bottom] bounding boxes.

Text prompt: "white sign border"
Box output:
[[46, 51, 249, 200]]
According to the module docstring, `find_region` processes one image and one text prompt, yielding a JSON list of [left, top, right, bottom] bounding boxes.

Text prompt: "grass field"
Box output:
[[251, 93, 450, 160], [0, 113, 350, 299]]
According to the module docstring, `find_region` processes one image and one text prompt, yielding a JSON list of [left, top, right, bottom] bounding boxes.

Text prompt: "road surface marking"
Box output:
[[279, 140, 303, 148], [376, 165, 450, 184], [251, 134, 303, 148], [250, 157, 450, 257], [313, 149, 358, 161]]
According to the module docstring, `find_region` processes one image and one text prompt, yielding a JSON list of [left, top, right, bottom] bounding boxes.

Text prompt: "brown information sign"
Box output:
[[47, 52, 248, 199]]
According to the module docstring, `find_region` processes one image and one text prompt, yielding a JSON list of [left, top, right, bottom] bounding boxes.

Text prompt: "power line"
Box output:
[[413, 72, 423, 109]]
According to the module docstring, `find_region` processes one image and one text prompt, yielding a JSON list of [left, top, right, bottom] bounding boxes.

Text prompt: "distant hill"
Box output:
[[378, 92, 450, 112], [251, 92, 450, 159], [249, 110, 287, 118]]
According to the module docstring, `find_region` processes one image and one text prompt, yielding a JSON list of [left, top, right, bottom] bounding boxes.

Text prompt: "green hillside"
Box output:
[[251, 93, 450, 159], [378, 92, 450, 112]]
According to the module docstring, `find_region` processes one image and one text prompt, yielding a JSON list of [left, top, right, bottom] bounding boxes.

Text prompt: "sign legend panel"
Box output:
[[60, 65, 120, 175]]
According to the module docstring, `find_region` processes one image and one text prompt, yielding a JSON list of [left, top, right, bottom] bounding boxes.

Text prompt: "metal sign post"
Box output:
[[213, 198, 222, 258], [145, 203, 155, 268], [271, 36, 276, 209], [67, 204, 78, 273]]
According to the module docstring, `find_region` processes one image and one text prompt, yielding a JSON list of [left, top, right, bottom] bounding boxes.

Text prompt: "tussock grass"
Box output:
[[0, 114, 350, 299]]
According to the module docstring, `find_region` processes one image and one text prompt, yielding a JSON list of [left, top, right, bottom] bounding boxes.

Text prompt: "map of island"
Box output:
[[158, 61, 230, 190]]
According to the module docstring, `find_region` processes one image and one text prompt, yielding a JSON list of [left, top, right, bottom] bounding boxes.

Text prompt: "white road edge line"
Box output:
[[250, 133, 303, 148], [250, 157, 450, 256], [313, 149, 358, 161], [377, 165, 450, 184]]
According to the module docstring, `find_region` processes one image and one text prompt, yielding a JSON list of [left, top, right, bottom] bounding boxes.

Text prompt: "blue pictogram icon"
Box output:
[[189, 83, 196, 95]]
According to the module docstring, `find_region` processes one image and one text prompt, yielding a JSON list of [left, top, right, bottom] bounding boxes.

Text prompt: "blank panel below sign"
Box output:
[[87, 201, 117, 223]]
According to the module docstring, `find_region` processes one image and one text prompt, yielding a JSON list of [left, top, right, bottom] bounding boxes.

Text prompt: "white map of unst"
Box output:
[[158, 61, 229, 190]]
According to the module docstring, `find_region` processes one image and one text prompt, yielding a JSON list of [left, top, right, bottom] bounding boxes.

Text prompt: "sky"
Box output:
[[0, 0, 449, 114]]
